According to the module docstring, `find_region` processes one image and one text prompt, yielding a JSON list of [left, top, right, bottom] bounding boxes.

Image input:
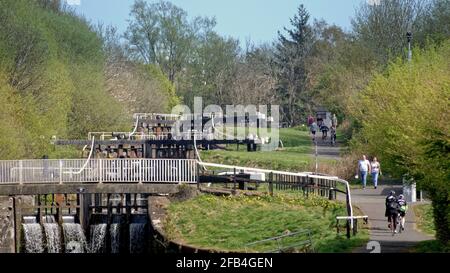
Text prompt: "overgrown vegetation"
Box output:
[[349, 43, 450, 247], [414, 204, 436, 236], [413, 240, 449, 253], [165, 193, 368, 253], [0, 0, 179, 159]]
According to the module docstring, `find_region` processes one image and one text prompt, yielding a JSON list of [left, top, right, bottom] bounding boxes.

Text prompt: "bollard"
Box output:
[[329, 188, 334, 200]]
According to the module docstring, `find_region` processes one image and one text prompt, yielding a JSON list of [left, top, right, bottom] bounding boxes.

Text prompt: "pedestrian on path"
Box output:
[[310, 122, 318, 142], [371, 157, 382, 189], [356, 155, 371, 189], [307, 115, 314, 126], [332, 113, 338, 129]]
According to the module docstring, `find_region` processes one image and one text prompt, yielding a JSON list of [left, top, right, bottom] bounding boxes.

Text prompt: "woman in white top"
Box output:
[[371, 157, 382, 189]]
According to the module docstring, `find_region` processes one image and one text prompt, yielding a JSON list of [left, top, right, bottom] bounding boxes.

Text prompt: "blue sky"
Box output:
[[69, 0, 366, 44]]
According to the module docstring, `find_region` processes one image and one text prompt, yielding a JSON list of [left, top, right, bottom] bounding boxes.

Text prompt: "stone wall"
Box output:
[[0, 196, 14, 253]]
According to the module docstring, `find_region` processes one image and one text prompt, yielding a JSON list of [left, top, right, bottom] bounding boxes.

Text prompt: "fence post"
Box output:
[[346, 219, 351, 239], [138, 159, 142, 184], [99, 159, 103, 184], [353, 219, 358, 236], [196, 162, 200, 190], [269, 172, 274, 196], [178, 159, 182, 185], [19, 160, 23, 185], [59, 160, 63, 185], [233, 168, 237, 192]]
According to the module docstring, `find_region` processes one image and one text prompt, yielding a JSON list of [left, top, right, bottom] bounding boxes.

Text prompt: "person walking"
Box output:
[[332, 113, 338, 129], [371, 157, 382, 189], [356, 155, 371, 189], [307, 115, 314, 126], [310, 121, 318, 142]]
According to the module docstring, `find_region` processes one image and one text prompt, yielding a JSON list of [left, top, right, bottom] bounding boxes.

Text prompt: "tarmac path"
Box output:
[[310, 134, 433, 253]]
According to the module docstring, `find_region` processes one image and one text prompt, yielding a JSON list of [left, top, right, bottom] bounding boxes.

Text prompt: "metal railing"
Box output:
[[197, 162, 356, 230], [133, 113, 181, 120], [0, 159, 197, 184], [87, 131, 214, 141], [0, 158, 364, 237], [244, 229, 314, 253]]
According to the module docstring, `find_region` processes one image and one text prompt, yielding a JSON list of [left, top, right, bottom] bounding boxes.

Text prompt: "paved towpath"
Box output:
[[350, 185, 433, 253], [310, 134, 433, 253]]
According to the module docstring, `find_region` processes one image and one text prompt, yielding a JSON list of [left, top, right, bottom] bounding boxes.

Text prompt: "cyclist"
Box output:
[[320, 124, 329, 140], [385, 190, 400, 234], [397, 194, 408, 231]]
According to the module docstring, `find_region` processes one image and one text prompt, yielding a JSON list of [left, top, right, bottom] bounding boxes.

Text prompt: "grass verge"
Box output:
[[412, 240, 449, 253], [413, 204, 436, 236], [201, 128, 315, 172], [410, 204, 450, 253], [164, 193, 369, 253]]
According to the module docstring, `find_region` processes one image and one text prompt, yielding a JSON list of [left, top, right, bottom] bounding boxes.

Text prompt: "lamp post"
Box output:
[[407, 31, 413, 62]]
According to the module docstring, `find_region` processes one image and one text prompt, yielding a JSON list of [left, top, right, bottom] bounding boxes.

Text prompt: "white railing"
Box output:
[[0, 159, 197, 184], [0, 158, 358, 230], [133, 113, 181, 121], [87, 131, 213, 141]]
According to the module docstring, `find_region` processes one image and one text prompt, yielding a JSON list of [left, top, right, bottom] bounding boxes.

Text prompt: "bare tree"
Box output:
[[99, 24, 170, 114], [230, 44, 277, 105], [352, 0, 431, 65]]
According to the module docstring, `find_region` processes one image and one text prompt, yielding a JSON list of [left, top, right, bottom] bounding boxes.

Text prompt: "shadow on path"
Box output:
[[309, 136, 434, 253], [351, 186, 434, 253]]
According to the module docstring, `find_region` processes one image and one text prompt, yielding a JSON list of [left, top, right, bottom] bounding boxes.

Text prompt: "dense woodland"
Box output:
[[0, 0, 448, 249]]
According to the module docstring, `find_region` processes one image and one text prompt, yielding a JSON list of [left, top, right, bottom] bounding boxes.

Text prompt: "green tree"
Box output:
[[180, 29, 240, 107], [0, 0, 128, 157], [349, 42, 450, 248], [125, 0, 200, 83], [275, 4, 314, 126]]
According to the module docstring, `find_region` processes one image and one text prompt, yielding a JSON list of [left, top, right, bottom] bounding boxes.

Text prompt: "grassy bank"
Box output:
[[413, 240, 449, 253], [413, 204, 436, 236], [411, 204, 450, 253], [201, 128, 321, 172], [164, 193, 369, 253]]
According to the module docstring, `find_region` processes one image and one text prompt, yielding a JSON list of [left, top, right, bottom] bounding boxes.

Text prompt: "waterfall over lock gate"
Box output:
[[89, 224, 107, 253], [43, 223, 61, 253], [22, 224, 44, 253], [20, 213, 150, 253], [22, 216, 37, 224], [110, 223, 121, 254], [62, 223, 87, 253]]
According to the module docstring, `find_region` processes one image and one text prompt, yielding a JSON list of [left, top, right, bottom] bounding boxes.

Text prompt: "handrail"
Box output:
[[1, 158, 197, 184], [193, 131, 207, 171], [197, 161, 353, 229], [0, 157, 354, 229], [128, 116, 140, 138], [198, 162, 309, 177], [245, 229, 314, 253], [63, 136, 95, 175], [132, 113, 180, 120]]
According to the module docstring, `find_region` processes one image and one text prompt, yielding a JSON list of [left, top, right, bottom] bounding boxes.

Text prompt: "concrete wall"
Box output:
[[0, 196, 14, 253]]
